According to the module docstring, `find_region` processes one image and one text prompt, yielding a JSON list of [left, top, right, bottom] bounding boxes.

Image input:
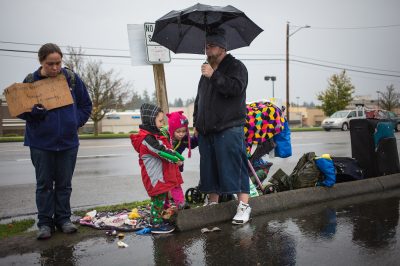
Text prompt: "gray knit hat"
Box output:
[[206, 29, 227, 50]]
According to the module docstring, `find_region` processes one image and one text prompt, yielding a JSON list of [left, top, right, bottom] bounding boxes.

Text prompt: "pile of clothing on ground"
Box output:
[[77, 205, 177, 232]]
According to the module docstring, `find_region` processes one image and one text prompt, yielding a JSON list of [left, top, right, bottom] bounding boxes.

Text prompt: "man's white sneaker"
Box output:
[[232, 201, 251, 225]]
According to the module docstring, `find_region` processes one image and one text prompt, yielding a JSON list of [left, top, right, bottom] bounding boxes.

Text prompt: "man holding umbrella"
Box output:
[[152, 3, 263, 225], [193, 29, 251, 225]]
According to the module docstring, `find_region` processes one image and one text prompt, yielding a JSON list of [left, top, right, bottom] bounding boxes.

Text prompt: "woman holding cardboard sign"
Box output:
[[18, 43, 92, 240]]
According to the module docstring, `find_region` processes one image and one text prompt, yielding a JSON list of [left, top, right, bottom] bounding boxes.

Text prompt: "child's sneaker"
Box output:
[[232, 201, 251, 225], [178, 202, 191, 210], [151, 223, 175, 234], [202, 201, 218, 207]]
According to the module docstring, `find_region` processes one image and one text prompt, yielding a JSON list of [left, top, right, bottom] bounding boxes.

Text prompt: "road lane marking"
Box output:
[[0, 144, 129, 153], [16, 153, 127, 162]]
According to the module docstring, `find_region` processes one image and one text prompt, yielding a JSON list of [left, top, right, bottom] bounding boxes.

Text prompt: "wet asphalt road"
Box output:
[[1, 189, 399, 265], [0, 131, 399, 219]]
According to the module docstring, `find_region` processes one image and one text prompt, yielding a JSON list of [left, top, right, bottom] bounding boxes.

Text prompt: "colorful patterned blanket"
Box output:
[[244, 101, 285, 155]]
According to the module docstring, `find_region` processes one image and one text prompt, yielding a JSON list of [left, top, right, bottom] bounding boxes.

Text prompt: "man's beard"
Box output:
[[207, 55, 218, 65]]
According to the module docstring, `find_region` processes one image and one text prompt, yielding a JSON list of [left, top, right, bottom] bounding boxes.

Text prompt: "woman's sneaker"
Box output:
[[60, 222, 78, 234], [232, 201, 251, 225], [37, 225, 53, 240], [151, 223, 175, 234]]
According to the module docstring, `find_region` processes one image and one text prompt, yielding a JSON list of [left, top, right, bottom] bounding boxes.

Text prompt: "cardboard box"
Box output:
[[3, 74, 74, 117]]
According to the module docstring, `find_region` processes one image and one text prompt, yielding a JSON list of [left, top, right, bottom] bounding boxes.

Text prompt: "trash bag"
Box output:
[[273, 120, 292, 158]]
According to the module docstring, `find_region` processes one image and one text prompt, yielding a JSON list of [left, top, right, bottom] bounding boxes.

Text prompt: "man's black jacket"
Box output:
[[193, 54, 248, 135]]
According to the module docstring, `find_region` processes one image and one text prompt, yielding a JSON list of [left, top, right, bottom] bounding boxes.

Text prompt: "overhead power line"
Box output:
[[1, 48, 400, 78], [0, 48, 130, 58], [0, 40, 128, 52], [290, 54, 400, 74], [293, 24, 400, 30], [2, 40, 399, 73], [290, 59, 400, 78]]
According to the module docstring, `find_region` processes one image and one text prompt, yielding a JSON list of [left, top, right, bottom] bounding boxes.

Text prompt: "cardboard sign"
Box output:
[[3, 74, 74, 117]]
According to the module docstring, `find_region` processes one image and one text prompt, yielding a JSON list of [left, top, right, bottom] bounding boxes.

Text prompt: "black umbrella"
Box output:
[[152, 3, 263, 54]]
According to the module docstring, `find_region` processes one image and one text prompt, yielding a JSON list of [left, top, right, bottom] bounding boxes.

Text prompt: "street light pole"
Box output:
[[271, 76, 276, 98], [286, 22, 310, 122], [264, 76, 276, 97]]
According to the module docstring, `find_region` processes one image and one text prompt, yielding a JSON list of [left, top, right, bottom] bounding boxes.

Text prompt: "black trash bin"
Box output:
[[350, 119, 399, 178]]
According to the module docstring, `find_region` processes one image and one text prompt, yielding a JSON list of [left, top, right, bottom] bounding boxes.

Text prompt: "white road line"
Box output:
[[0, 144, 129, 153], [79, 145, 129, 149], [16, 153, 126, 162]]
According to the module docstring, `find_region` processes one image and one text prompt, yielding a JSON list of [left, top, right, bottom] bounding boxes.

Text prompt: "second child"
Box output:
[[161, 111, 198, 209]]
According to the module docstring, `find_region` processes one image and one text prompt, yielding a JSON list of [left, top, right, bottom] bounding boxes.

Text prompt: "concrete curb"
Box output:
[[176, 173, 400, 231]]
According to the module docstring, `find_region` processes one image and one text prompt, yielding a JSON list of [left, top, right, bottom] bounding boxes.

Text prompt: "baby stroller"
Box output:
[[185, 101, 286, 203], [245, 101, 286, 194]]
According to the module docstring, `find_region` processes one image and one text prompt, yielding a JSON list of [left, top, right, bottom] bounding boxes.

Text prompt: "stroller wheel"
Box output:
[[185, 187, 206, 204], [262, 183, 277, 194], [185, 188, 196, 203]]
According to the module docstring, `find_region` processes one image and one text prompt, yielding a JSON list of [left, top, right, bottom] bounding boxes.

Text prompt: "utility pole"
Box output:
[[286, 22, 290, 121], [286, 22, 310, 122]]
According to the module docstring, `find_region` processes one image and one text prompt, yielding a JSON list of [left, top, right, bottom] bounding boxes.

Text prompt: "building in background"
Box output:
[[2, 95, 397, 136]]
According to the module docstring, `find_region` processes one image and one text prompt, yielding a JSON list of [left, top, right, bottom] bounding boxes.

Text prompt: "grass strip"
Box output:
[[0, 219, 35, 239]]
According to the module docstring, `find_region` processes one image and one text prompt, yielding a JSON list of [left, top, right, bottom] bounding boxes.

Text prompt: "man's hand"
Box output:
[[194, 127, 198, 137], [201, 63, 214, 78]]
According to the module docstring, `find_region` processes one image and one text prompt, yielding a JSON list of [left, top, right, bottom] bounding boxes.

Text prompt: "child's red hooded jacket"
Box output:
[[130, 128, 183, 197]]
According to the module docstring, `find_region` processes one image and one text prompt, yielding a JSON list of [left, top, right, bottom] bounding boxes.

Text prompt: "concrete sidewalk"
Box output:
[[176, 173, 400, 231]]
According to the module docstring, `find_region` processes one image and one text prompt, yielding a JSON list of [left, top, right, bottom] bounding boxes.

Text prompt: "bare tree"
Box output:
[[63, 47, 129, 135], [379, 84, 400, 111]]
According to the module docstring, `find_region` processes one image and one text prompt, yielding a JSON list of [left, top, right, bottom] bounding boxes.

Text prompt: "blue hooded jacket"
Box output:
[[18, 67, 92, 151]]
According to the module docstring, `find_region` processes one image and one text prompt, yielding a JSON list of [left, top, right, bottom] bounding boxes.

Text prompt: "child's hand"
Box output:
[[177, 161, 184, 166]]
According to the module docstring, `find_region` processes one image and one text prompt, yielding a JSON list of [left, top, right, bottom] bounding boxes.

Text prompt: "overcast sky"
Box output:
[[1, 0, 399, 105]]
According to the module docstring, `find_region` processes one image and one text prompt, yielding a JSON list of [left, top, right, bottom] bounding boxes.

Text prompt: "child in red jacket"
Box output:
[[130, 103, 183, 234]]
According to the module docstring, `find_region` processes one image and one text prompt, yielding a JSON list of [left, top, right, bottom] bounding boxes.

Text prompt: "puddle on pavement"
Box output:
[[1, 191, 399, 265]]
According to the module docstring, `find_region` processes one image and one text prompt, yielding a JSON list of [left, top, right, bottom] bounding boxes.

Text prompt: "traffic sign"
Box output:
[[144, 22, 171, 64]]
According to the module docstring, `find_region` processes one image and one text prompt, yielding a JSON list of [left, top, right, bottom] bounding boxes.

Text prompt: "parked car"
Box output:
[[322, 109, 366, 131], [366, 109, 400, 132]]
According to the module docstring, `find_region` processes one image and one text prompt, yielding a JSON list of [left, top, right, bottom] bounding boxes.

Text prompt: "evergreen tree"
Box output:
[[125, 91, 142, 110], [317, 70, 354, 116], [142, 90, 151, 103]]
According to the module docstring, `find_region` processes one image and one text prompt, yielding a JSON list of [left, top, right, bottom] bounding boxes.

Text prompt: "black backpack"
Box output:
[[289, 152, 323, 189]]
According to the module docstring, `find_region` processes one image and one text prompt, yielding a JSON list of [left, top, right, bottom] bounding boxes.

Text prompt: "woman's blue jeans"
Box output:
[[30, 147, 78, 228]]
